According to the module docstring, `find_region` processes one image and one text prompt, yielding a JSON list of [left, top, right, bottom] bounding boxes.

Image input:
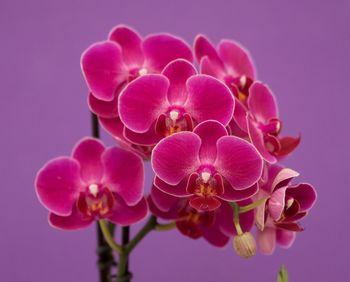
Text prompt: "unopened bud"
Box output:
[[233, 232, 256, 258]]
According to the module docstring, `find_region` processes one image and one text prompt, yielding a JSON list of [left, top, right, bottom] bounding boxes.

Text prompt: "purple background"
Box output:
[[1, 0, 349, 281]]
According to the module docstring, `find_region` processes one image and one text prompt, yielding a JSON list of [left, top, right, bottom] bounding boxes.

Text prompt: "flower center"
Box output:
[[128, 67, 148, 82], [258, 118, 282, 136], [77, 184, 115, 219], [155, 109, 194, 137], [225, 75, 253, 104], [187, 169, 224, 211]]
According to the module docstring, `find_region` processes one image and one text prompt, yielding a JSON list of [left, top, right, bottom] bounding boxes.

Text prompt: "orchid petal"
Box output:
[[247, 82, 278, 123], [108, 194, 148, 225], [108, 25, 144, 67], [81, 41, 126, 101], [162, 59, 197, 105], [72, 138, 105, 184], [218, 39, 256, 79], [102, 147, 144, 205], [215, 136, 263, 189], [119, 74, 169, 133], [185, 75, 234, 126], [247, 115, 277, 163], [276, 229, 296, 248], [88, 93, 119, 118], [193, 120, 228, 163], [143, 33, 193, 72], [35, 157, 82, 216], [257, 227, 276, 255], [151, 132, 201, 185], [49, 207, 93, 230]]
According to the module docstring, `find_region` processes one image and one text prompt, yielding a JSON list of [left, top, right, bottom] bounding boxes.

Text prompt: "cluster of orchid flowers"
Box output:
[[35, 25, 317, 263]]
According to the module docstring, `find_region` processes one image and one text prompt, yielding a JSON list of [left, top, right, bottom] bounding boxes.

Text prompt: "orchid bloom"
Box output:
[[81, 25, 193, 119], [148, 186, 254, 247], [117, 59, 235, 146], [151, 120, 263, 212], [239, 82, 301, 163], [255, 165, 317, 255], [35, 138, 147, 230], [194, 34, 256, 102]]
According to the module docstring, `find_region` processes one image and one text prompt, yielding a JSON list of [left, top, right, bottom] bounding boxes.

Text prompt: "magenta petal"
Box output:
[[88, 93, 119, 118], [199, 57, 226, 79], [102, 147, 144, 205], [219, 182, 259, 202], [35, 157, 82, 216], [108, 25, 144, 67], [276, 229, 296, 248], [49, 207, 93, 230], [162, 59, 197, 105], [194, 35, 224, 69], [108, 194, 148, 225], [268, 187, 287, 221], [119, 74, 169, 133], [185, 75, 234, 126], [233, 99, 248, 132], [217, 39, 256, 79], [272, 168, 299, 191], [193, 120, 228, 163], [216, 201, 235, 236], [215, 136, 263, 189], [99, 116, 125, 140], [143, 33, 193, 72], [257, 227, 276, 255], [247, 116, 277, 163], [150, 186, 181, 212], [148, 196, 181, 220], [189, 196, 221, 212], [124, 124, 161, 146], [247, 82, 278, 123], [154, 176, 191, 197], [151, 132, 201, 185], [72, 138, 105, 184], [287, 183, 317, 212], [81, 41, 126, 101], [202, 226, 230, 247]]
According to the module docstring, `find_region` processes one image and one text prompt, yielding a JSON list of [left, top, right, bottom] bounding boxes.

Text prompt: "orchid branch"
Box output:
[[239, 197, 269, 213], [98, 220, 122, 254]]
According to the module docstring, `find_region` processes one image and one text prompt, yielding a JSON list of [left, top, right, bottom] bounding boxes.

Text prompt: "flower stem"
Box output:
[[91, 113, 115, 281], [155, 221, 176, 231], [230, 202, 243, 235], [99, 220, 122, 253], [239, 197, 268, 213], [125, 216, 157, 254]]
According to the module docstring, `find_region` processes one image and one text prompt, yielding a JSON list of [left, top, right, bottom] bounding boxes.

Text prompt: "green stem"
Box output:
[[155, 222, 176, 231], [98, 220, 122, 254], [239, 197, 268, 213], [230, 202, 243, 235], [125, 216, 157, 254]]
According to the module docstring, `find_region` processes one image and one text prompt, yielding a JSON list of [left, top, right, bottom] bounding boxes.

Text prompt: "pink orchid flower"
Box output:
[[35, 138, 148, 230], [241, 82, 301, 163], [194, 34, 256, 102], [151, 120, 263, 212], [117, 59, 235, 146], [148, 186, 254, 247], [255, 165, 317, 255], [81, 25, 193, 119]]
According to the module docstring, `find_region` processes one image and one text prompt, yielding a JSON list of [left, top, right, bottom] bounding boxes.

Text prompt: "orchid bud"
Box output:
[[233, 232, 256, 258]]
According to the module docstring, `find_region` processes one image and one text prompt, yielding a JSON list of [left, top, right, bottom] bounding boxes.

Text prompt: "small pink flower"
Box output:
[[35, 138, 147, 230], [255, 165, 317, 255], [148, 186, 254, 247], [81, 25, 193, 118], [151, 120, 263, 212], [194, 34, 256, 101], [117, 59, 235, 146], [244, 82, 301, 163]]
